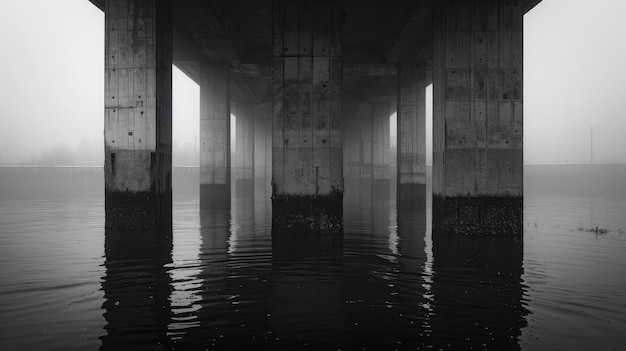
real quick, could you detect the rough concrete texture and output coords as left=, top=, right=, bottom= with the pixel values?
left=104, top=149, right=172, bottom=194
left=432, top=0, right=523, bottom=198
left=200, top=62, right=231, bottom=191
left=397, top=61, right=427, bottom=187
left=433, top=195, right=522, bottom=236
left=432, top=0, right=523, bottom=235
left=104, top=191, right=172, bottom=257
left=272, top=0, right=343, bottom=232
left=104, top=0, right=172, bottom=231
left=272, top=192, right=343, bottom=234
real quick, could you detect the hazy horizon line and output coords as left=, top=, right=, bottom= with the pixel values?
left=1, top=162, right=624, bottom=168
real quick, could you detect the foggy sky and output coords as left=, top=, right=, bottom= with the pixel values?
left=0, top=0, right=625, bottom=165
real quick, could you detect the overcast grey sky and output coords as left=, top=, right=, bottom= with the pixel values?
left=0, top=0, right=625, bottom=165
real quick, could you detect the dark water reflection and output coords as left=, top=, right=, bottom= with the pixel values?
left=101, top=225, right=173, bottom=350
left=96, top=194, right=531, bottom=349
left=271, top=225, right=344, bottom=347
left=430, top=236, right=528, bottom=349
left=190, top=204, right=273, bottom=348
left=2, top=166, right=626, bottom=349
left=339, top=200, right=431, bottom=348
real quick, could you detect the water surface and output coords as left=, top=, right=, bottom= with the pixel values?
left=0, top=165, right=625, bottom=349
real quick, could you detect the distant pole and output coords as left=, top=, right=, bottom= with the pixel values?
left=590, top=127, right=594, bottom=164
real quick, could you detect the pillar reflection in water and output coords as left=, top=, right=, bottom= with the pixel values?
left=192, top=207, right=231, bottom=347
left=271, top=228, right=344, bottom=347
left=340, top=193, right=432, bottom=348
left=429, top=236, right=528, bottom=349
left=172, top=197, right=272, bottom=349
left=230, top=193, right=256, bottom=254
left=100, top=220, right=173, bottom=350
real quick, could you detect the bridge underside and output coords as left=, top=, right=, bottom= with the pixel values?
left=94, top=0, right=540, bottom=235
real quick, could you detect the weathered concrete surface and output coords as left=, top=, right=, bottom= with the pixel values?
left=271, top=0, right=343, bottom=233
left=272, top=192, right=343, bottom=234
left=253, top=104, right=272, bottom=201
left=371, top=101, right=391, bottom=201
left=104, top=191, right=172, bottom=253
left=432, top=0, right=524, bottom=236
left=200, top=62, right=231, bottom=209
left=234, top=103, right=255, bottom=199
left=433, top=195, right=522, bottom=235
left=397, top=61, right=427, bottom=208
left=103, top=0, right=172, bottom=228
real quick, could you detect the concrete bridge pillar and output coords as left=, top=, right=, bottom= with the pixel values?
left=397, top=61, right=427, bottom=209
left=271, top=0, right=344, bottom=233
left=432, top=0, right=524, bottom=236
left=342, top=103, right=359, bottom=209
left=200, top=62, right=231, bottom=209
left=371, top=101, right=392, bottom=202
left=103, top=0, right=173, bottom=232
left=358, top=104, right=373, bottom=201
left=254, top=103, right=272, bottom=201
left=234, top=103, right=255, bottom=199
left=343, top=102, right=373, bottom=204
left=343, top=102, right=373, bottom=208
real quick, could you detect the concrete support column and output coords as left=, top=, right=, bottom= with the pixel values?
left=271, top=0, right=343, bottom=233
left=343, top=101, right=373, bottom=203
left=254, top=103, right=272, bottom=201
left=397, top=61, right=427, bottom=208
left=371, top=101, right=391, bottom=202
left=200, top=62, right=231, bottom=209
left=104, top=0, right=173, bottom=234
left=234, top=103, right=255, bottom=199
left=342, top=102, right=359, bottom=207
left=342, top=101, right=372, bottom=217
left=432, top=0, right=523, bottom=236
left=358, top=104, right=373, bottom=201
